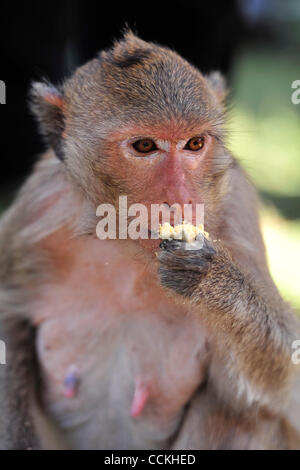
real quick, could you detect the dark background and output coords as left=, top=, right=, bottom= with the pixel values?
left=0, top=0, right=274, bottom=190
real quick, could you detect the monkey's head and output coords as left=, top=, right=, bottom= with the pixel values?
left=31, top=31, right=231, bottom=249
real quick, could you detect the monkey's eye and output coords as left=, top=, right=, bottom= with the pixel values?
left=185, top=136, right=205, bottom=151
left=132, top=139, right=157, bottom=154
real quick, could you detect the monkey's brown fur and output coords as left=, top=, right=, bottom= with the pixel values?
left=0, top=31, right=299, bottom=449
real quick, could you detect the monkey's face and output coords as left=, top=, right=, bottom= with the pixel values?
left=70, top=111, right=229, bottom=253
left=65, top=46, right=230, bottom=247
left=32, top=32, right=232, bottom=248
left=101, top=118, right=230, bottom=249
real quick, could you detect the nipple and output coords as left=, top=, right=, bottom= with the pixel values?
left=63, top=364, right=80, bottom=398
left=130, top=379, right=150, bottom=418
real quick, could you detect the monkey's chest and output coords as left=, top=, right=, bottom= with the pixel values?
left=33, top=245, right=209, bottom=449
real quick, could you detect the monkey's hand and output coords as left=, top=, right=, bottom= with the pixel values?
left=158, top=235, right=227, bottom=301
left=158, top=235, right=246, bottom=311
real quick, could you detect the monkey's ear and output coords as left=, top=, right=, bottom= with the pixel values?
left=30, top=82, right=65, bottom=160
left=206, top=71, right=227, bottom=103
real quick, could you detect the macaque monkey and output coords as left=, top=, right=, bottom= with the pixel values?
left=0, top=31, right=300, bottom=450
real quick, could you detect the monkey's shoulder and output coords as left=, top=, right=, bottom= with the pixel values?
left=0, top=154, right=76, bottom=290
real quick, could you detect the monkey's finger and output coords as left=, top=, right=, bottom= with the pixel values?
left=160, top=236, right=215, bottom=255
left=159, top=239, right=185, bottom=251
left=157, top=249, right=212, bottom=273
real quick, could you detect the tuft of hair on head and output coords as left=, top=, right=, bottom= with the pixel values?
left=99, top=29, right=155, bottom=69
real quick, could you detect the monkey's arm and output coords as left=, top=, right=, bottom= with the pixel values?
left=159, top=237, right=299, bottom=406
left=0, top=315, right=64, bottom=450
left=158, top=166, right=300, bottom=410
left=0, top=318, right=42, bottom=449
left=0, top=155, right=73, bottom=449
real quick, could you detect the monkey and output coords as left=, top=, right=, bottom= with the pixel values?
left=0, top=30, right=300, bottom=450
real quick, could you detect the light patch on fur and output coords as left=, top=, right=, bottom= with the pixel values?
left=16, top=157, right=78, bottom=243
left=155, top=138, right=170, bottom=152
left=175, top=139, right=188, bottom=151
left=224, top=350, right=274, bottom=409
left=235, top=372, right=267, bottom=407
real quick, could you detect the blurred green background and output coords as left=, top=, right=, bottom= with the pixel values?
left=228, top=47, right=300, bottom=313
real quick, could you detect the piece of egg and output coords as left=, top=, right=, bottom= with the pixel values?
left=159, top=222, right=209, bottom=243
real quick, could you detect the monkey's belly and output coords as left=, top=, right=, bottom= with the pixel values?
left=34, top=296, right=209, bottom=449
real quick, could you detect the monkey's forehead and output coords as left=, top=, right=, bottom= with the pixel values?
left=65, top=61, right=222, bottom=126
left=64, top=33, right=225, bottom=128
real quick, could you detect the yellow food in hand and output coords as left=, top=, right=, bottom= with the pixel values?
left=159, top=222, right=209, bottom=243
